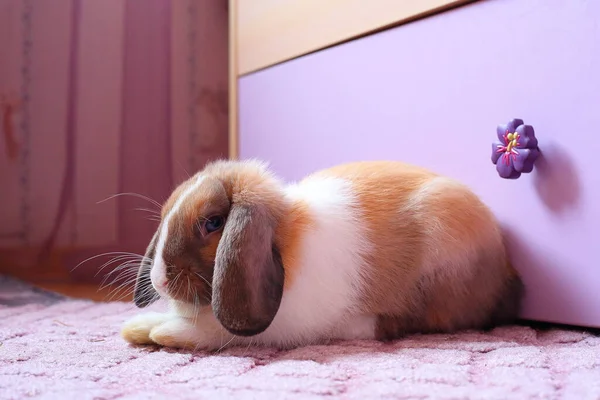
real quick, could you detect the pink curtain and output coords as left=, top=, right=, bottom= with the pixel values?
left=0, top=0, right=228, bottom=282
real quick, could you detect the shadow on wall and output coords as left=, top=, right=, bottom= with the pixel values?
left=533, top=143, right=581, bottom=216
left=502, top=225, right=587, bottom=327
left=502, top=143, right=584, bottom=326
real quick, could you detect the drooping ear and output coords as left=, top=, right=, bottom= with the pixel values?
left=212, top=202, right=285, bottom=336
left=133, top=230, right=160, bottom=308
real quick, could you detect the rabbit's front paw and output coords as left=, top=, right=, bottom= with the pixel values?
left=149, top=317, right=211, bottom=350
left=121, top=312, right=171, bottom=345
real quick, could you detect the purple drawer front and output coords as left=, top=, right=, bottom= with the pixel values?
left=239, top=0, right=600, bottom=328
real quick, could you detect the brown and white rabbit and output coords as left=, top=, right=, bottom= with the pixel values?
left=121, top=159, right=523, bottom=350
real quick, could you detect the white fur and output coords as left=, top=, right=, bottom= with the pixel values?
left=150, top=175, right=206, bottom=296
left=256, top=175, right=376, bottom=346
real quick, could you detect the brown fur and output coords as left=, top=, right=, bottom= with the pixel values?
left=316, top=161, right=522, bottom=339
left=160, top=177, right=229, bottom=305
left=200, top=161, right=290, bottom=335
left=133, top=160, right=311, bottom=314
left=200, top=161, right=312, bottom=290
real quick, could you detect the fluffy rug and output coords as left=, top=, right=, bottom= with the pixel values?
left=1, top=276, right=599, bottom=400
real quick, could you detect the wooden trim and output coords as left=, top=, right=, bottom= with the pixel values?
left=34, top=282, right=132, bottom=302
left=228, top=0, right=239, bottom=159
left=0, top=246, right=133, bottom=302
left=0, top=245, right=140, bottom=282
left=0, top=247, right=72, bottom=282
left=236, top=0, right=475, bottom=76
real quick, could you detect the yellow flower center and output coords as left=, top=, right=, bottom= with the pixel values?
left=506, top=132, right=519, bottom=152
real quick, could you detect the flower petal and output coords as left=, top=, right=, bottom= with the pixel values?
left=515, top=124, right=538, bottom=149
left=491, top=141, right=505, bottom=164
left=495, top=152, right=520, bottom=179
left=497, top=118, right=524, bottom=142
left=496, top=161, right=520, bottom=179
left=512, top=147, right=540, bottom=173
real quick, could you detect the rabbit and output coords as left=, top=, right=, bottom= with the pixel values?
left=121, top=159, right=523, bottom=351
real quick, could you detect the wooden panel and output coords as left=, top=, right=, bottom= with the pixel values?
left=229, top=0, right=239, bottom=158
left=34, top=282, right=131, bottom=302
left=238, top=0, right=600, bottom=328
left=236, top=0, right=474, bottom=75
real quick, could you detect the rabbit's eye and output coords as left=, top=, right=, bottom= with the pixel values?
left=204, top=215, right=224, bottom=233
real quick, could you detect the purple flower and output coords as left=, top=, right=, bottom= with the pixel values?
left=491, top=118, right=540, bottom=179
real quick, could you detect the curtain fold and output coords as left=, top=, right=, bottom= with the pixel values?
left=0, top=0, right=228, bottom=284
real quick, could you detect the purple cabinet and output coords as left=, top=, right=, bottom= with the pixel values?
left=238, top=0, right=600, bottom=328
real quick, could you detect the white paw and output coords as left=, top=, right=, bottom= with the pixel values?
left=121, top=312, right=172, bottom=345
left=148, top=318, right=199, bottom=349
left=122, top=310, right=240, bottom=351
left=149, top=317, right=235, bottom=351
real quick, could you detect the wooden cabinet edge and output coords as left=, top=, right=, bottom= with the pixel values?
left=235, top=0, right=477, bottom=76
left=229, top=0, right=239, bottom=159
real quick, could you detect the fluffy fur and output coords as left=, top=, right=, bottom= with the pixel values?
left=122, top=159, right=523, bottom=351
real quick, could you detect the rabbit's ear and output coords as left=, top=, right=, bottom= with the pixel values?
left=133, top=230, right=160, bottom=308
left=212, top=202, right=284, bottom=336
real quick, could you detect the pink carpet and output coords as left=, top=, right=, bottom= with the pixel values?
left=1, top=276, right=599, bottom=399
